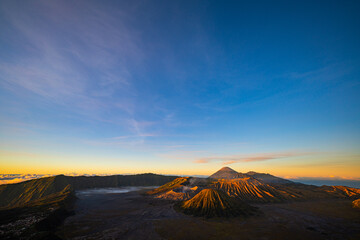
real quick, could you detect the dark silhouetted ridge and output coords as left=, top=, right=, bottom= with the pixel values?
left=245, top=171, right=293, bottom=184
left=0, top=173, right=178, bottom=209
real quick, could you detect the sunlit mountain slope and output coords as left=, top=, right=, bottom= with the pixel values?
left=179, top=189, right=257, bottom=217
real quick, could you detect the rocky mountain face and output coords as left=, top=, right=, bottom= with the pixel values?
left=209, top=167, right=247, bottom=179
left=146, top=177, right=190, bottom=195
left=178, top=189, right=257, bottom=217
left=353, top=199, right=360, bottom=208
left=211, top=178, right=297, bottom=203
left=323, top=185, right=360, bottom=197
left=151, top=167, right=302, bottom=203
left=209, top=167, right=292, bottom=184
left=148, top=167, right=360, bottom=218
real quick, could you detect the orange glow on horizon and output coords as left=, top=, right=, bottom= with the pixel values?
left=1, top=150, right=359, bottom=179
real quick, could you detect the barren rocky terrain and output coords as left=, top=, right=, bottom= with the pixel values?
left=56, top=188, right=360, bottom=240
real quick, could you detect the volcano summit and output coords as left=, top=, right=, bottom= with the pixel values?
left=209, top=166, right=247, bottom=179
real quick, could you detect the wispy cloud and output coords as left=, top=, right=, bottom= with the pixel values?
left=287, top=63, right=352, bottom=83
left=194, top=151, right=314, bottom=165
left=0, top=0, right=180, bottom=144
left=0, top=0, right=142, bottom=124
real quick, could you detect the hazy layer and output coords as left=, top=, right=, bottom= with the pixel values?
left=293, top=180, right=360, bottom=188
left=76, top=186, right=157, bottom=197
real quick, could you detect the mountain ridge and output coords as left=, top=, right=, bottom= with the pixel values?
left=0, top=173, right=178, bottom=209
left=149, top=167, right=360, bottom=204
left=208, top=166, right=292, bottom=184
left=178, top=189, right=257, bottom=217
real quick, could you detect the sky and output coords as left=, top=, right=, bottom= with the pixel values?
left=0, top=0, right=359, bottom=179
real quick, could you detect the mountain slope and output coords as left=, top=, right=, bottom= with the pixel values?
left=66, top=173, right=178, bottom=189
left=0, top=174, right=178, bottom=209
left=245, top=171, right=293, bottom=184
left=148, top=167, right=360, bottom=204
left=272, top=183, right=360, bottom=201
left=323, top=185, right=360, bottom=198
left=353, top=199, right=360, bottom=208
left=147, top=177, right=203, bottom=200
left=0, top=183, right=76, bottom=240
left=211, top=178, right=299, bottom=202
left=147, top=177, right=190, bottom=195
left=209, top=167, right=246, bottom=179
left=155, top=188, right=198, bottom=201
left=179, top=189, right=256, bottom=217
left=0, top=175, right=71, bottom=209
left=0, top=173, right=178, bottom=239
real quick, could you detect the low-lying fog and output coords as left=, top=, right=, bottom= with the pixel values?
left=76, top=186, right=157, bottom=197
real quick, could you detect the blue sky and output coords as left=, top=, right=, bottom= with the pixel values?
left=0, top=0, right=359, bottom=177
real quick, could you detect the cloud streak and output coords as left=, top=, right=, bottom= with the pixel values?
left=194, top=152, right=313, bottom=165
left=0, top=0, right=180, bottom=145
left=0, top=1, right=187, bottom=145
